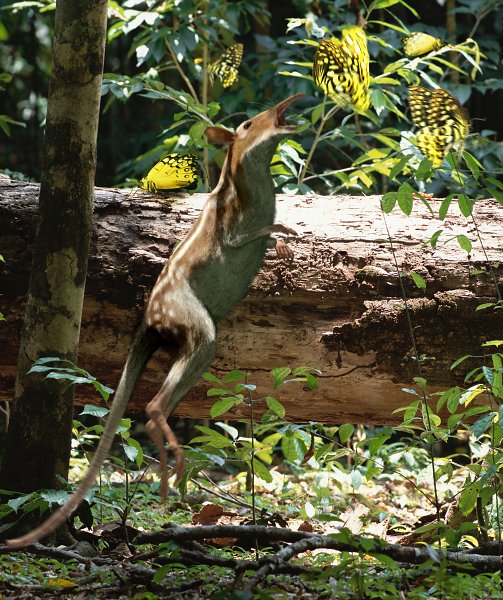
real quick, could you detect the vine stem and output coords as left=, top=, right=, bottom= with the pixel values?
left=299, top=101, right=338, bottom=185
left=451, top=157, right=501, bottom=301
left=380, top=209, right=441, bottom=528
left=202, top=37, right=210, bottom=192
left=247, top=384, right=259, bottom=561
left=164, top=37, right=200, bottom=104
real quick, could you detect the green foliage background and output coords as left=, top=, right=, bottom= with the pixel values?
left=1, top=0, right=502, bottom=198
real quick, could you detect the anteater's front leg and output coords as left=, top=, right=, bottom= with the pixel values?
left=226, top=224, right=298, bottom=257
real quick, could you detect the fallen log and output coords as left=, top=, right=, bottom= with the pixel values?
left=1, top=174, right=502, bottom=424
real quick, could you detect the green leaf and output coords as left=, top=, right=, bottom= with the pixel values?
left=271, top=367, right=291, bottom=389
left=470, top=413, right=495, bottom=439
left=429, top=229, right=442, bottom=248
left=459, top=481, right=480, bottom=516
left=438, top=194, right=455, bottom=220
left=39, top=490, right=71, bottom=507
left=410, top=271, right=426, bottom=290
left=126, top=438, right=144, bottom=468
left=265, top=396, right=286, bottom=418
left=339, top=424, right=354, bottom=444
left=281, top=433, right=306, bottom=462
left=485, top=187, right=503, bottom=206
left=380, top=192, right=396, bottom=216
left=350, top=469, right=363, bottom=489
left=370, top=0, right=402, bottom=9
left=458, top=193, right=474, bottom=217
left=8, top=493, right=37, bottom=512
left=252, top=458, right=273, bottom=483
left=476, top=303, right=495, bottom=311
left=210, top=396, right=240, bottom=418
left=215, top=422, right=238, bottom=439
left=80, top=404, right=109, bottom=418
left=389, top=155, right=411, bottom=180
left=202, top=372, right=221, bottom=384
left=92, top=380, right=114, bottom=401
left=397, top=182, right=414, bottom=215
left=124, top=443, right=139, bottom=464
left=413, top=376, right=427, bottom=389
left=463, top=151, right=482, bottom=180
left=482, top=366, right=494, bottom=385
left=456, top=234, right=472, bottom=254
left=223, top=370, right=247, bottom=382
left=206, top=388, right=229, bottom=397
left=451, top=355, right=471, bottom=370
left=311, top=103, right=325, bottom=125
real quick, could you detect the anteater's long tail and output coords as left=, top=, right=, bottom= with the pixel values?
left=6, top=321, right=160, bottom=548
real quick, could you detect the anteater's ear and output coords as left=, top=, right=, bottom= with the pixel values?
left=205, top=126, right=236, bottom=145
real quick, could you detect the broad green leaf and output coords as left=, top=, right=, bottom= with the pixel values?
left=397, top=182, right=414, bottom=215
left=202, top=372, right=221, bottom=384
left=410, top=271, right=426, bottom=290
left=124, top=443, right=139, bottom=464
left=210, top=396, right=239, bottom=418
left=271, top=367, right=292, bottom=389
left=460, top=386, right=485, bottom=406
left=389, top=155, right=411, bottom=180
left=350, top=469, right=363, bottom=489
left=252, top=458, right=273, bottom=483
left=206, top=388, right=229, bottom=397
left=459, top=481, right=480, bottom=516
left=470, top=413, right=495, bottom=439
left=380, top=191, right=396, bottom=213
left=281, top=433, right=306, bottom=462
left=80, top=404, right=109, bottom=418
left=438, top=194, right=455, bottom=220
left=339, top=424, right=354, bottom=444
left=265, top=396, right=286, bottom=418
left=458, top=193, right=474, bottom=217
left=485, top=187, right=503, bottom=206
left=216, top=422, right=239, bottom=439
left=463, top=151, right=482, bottom=180
left=126, top=438, right=144, bottom=468
left=8, top=494, right=34, bottom=512
left=456, top=234, right=472, bottom=254
left=224, top=370, right=246, bottom=382
left=451, top=355, right=471, bottom=370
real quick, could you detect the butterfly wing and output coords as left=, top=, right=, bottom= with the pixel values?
left=408, top=86, right=470, bottom=167
left=140, top=154, right=198, bottom=192
left=209, top=43, right=243, bottom=88
left=313, top=26, right=370, bottom=112
left=402, top=32, right=443, bottom=58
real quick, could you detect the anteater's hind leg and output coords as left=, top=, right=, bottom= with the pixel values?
left=145, top=286, right=216, bottom=500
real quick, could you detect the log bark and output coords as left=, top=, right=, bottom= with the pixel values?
left=1, top=174, right=502, bottom=424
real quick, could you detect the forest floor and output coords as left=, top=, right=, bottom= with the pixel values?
left=1, top=450, right=502, bottom=600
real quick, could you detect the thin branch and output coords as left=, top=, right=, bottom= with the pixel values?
left=164, top=36, right=200, bottom=104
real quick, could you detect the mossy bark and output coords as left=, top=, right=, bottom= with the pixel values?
left=0, top=0, right=107, bottom=512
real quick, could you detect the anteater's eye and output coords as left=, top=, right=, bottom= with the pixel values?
left=243, top=121, right=252, bottom=130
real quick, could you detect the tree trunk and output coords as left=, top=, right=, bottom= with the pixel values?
left=0, top=0, right=107, bottom=509
left=1, top=177, right=502, bottom=425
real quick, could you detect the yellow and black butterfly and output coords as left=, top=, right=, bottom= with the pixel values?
left=408, top=85, right=470, bottom=168
left=140, top=153, right=198, bottom=193
left=209, top=43, right=244, bottom=88
left=312, top=25, right=370, bottom=112
left=401, top=32, right=444, bottom=57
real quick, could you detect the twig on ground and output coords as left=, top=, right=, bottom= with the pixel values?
left=134, top=524, right=503, bottom=575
